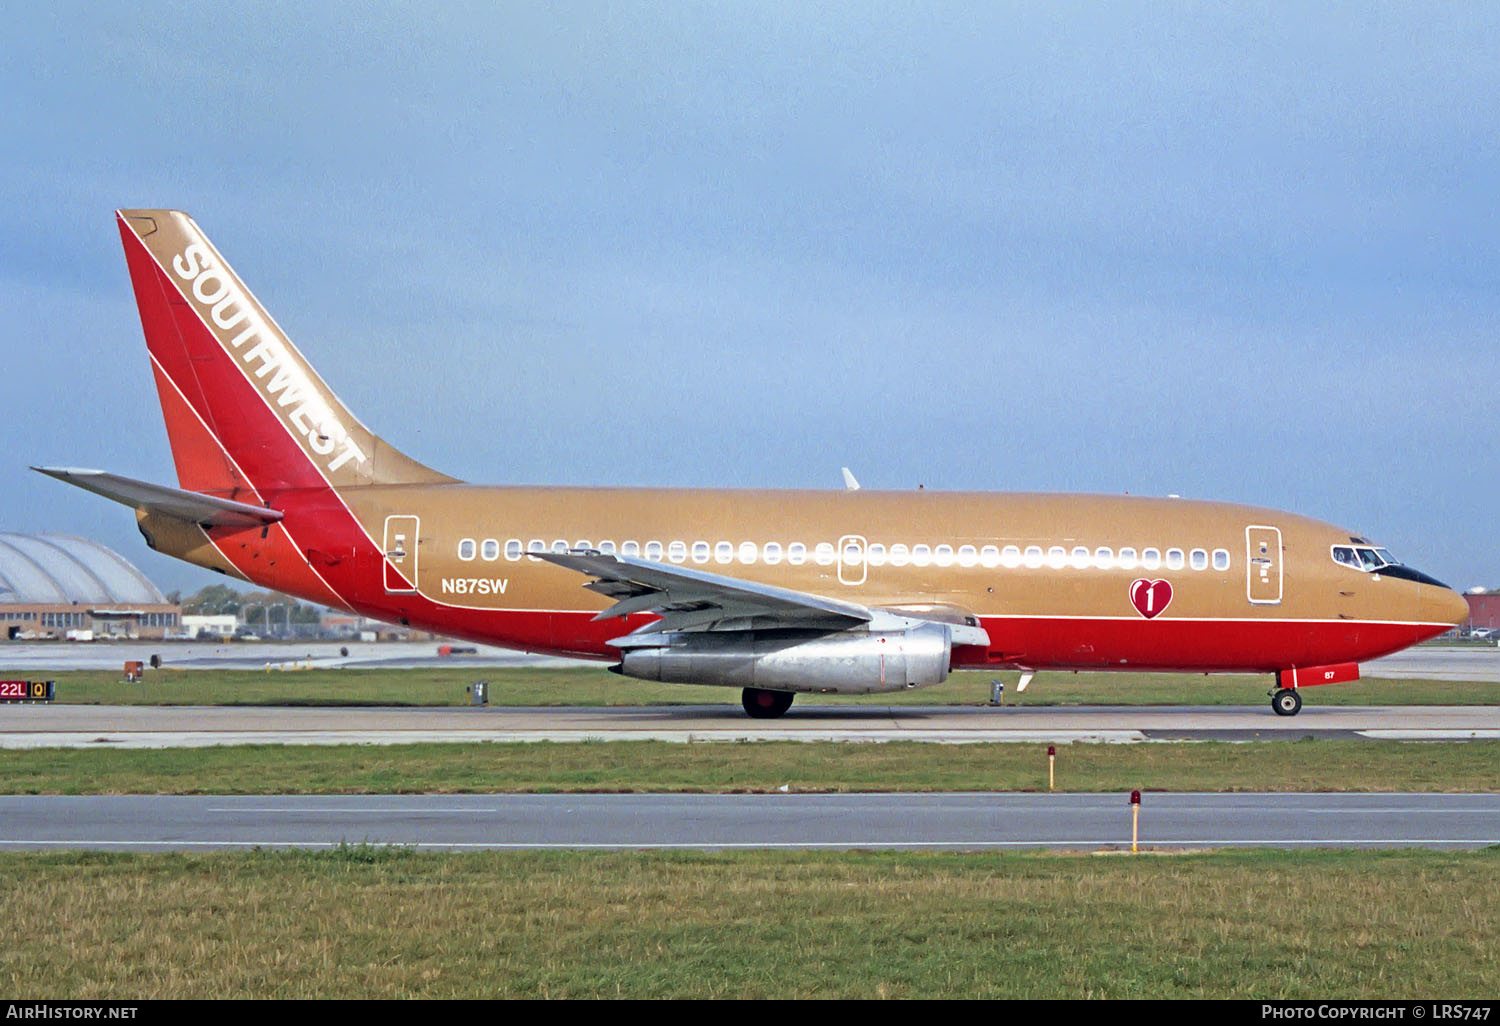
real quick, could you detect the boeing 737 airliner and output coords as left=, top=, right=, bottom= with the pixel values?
left=37, top=211, right=1469, bottom=717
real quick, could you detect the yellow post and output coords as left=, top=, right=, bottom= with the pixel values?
left=1048, top=745, right=1056, bottom=791
left=1130, top=790, right=1141, bottom=852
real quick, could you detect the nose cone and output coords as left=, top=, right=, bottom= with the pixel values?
left=1422, top=585, right=1471, bottom=629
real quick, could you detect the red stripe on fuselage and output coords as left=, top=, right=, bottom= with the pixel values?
left=286, top=600, right=1445, bottom=673
left=967, top=614, right=1435, bottom=672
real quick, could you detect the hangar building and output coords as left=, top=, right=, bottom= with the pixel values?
left=0, top=533, right=181, bottom=640
left=1465, top=592, right=1500, bottom=631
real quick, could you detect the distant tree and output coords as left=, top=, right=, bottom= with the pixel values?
left=181, top=584, right=244, bottom=615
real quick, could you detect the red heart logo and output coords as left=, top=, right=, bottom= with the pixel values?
left=1130, top=578, right=1172, bottom=619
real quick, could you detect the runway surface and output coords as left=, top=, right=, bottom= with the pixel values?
left=2, top=702, right=1498, bottom=747
left=1, top=792, right=1495, bottom=851
left=3, top=641, right=1498, bottom=678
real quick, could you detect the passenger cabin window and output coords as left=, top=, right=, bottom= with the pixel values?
left=888, top=544, right=910, bottom=567
left=739, top=542, right=757, bottom=565
left=1212, top=548, right=1230, bottom=571
left=527, top=539, right=546, bottom=561
left=1142, top=548, right=1161, bottom=570
left=621, top=541, right=640, bottom=557
left=958, top=544, right=978, bottom=568
left=552, top=540, right=569, bottom=554
left=981, top=545, right=1001, bottom=568
left=788, top=543, right=807, bottom=565
left=692, top=541, right=710, bottom=563
left=1000, top=545, right=1021, bottom=568
left=1095, top=547, right=1113, bottom=569
left=1047, top=546, right=1067, bottom=569
left=598, top=540, right=616, bottom=555
left=715, top=542, right=734, bottom=564
left=1071, top=546, right=1090, bottom=569
left=934, top=544, right=954, bottom=567
left=1190, top=549, right=1208, bottom=571
left=1024, top=545, right=1043, bottom=568
left=1118, top=547, right=1137, bottom=569
left=458, top=539, right=476, bottom=561
left=481, top=539, right=500, bottom=561
left=911, top=544, right=932, bottom=567
left=645, top=541, right=663, bottom=560
left=814, top=542, right=836, bottom=566
left=764, top=542, right=783, bottom=565
left=1166, top=548, right=1185, bottom=570
left=668, top=541, right=687, bottom=564
left=866, top=543, right=885, bottom=566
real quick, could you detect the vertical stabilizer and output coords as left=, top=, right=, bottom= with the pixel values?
left=116, top=210, right=456, bottom=495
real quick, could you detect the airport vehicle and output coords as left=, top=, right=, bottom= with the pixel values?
left=37, top=211, right=1469, bottom=717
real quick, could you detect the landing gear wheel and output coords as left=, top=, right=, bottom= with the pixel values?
left=742, top=687, right=795, bottom=719
left=1271, top=688, right=1302, bottom=717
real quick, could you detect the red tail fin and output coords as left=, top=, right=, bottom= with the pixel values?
left=117, top=210, right=455, bottom=497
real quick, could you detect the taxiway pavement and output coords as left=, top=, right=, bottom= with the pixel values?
left=1, top=702, right=1498, bottom=748
left=3, top=641, right=1497, bottom=678
left=1, top=792, right=1495, bottom=851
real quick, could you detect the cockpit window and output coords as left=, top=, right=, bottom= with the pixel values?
left=1332, top=544, right=1400, bottom=572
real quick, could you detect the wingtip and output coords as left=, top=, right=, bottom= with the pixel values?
left=32, top=465, right=103, bottom=478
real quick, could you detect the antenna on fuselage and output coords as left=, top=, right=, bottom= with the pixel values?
left=841, top=467, right=861, bottom=491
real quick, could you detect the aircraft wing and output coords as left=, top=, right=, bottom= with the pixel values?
left=536, top=549, right=990, bottom=645
left=31, top=467, right=283, bottom=528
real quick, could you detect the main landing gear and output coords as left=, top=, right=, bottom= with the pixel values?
left=742, top=687, right=795, bottom=719
left=1270, top=687, right=1302, bottom=717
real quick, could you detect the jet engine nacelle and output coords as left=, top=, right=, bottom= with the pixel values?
left=613, top=623, right=954, bottom=694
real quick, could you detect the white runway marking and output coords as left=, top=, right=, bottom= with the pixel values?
left=1358, top=729, right=1500, bottom=740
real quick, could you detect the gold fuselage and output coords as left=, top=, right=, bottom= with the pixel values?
left=290, top=483, right=1464, bottom=670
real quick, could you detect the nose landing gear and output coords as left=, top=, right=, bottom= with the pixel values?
left=1270, top=687, right=1302, bottom=716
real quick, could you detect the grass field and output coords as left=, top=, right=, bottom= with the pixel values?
left=3, top=738, right=1498, bottom=795
left=3, top=846, right=1495, bottom=998
left=11, top=665, right=1498, bottom=707
left=4, top=665, right=1494, bottom=999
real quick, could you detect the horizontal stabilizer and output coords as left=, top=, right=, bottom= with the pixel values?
left=32, top=467, right=283, bottom=528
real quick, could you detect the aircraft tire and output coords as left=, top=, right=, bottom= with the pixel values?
left=742, top=687, right=795, bottom=719
left=1271, top=688, right=1302, bottom=716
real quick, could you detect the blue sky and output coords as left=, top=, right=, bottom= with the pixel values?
left=2, top=2, right=1497, bottom=594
